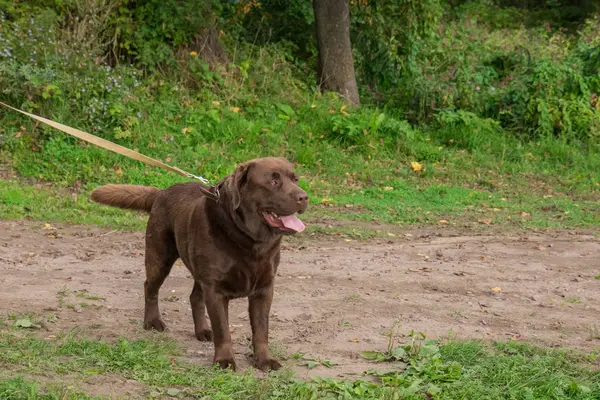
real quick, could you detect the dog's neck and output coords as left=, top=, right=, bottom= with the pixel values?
left=209, top=185, right=281, bottom=252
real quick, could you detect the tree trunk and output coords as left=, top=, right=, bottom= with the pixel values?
left=195, top=4, right=228, bottom=66
left=313, top=0, right=360, bottom=105
left=196, top=25, right=228, bottom=66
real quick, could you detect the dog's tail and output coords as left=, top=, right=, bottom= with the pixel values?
left=91, top=184, right=160, bottom=213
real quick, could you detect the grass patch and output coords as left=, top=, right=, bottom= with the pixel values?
left=2, top=173, right=600, bottom=236
left=0, top=329, right=598, bottom=399
left=0, top=377, right=101, bottom=400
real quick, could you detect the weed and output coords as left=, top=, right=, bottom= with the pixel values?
left=293, top=353, right=337, bottom=370
left=588, top=327, right=600, bottom=341
left=75, top=290, right=103, bottom=301
left=345, top=294, right=362, bottom=303
left=338, top=320, right=353, bottom=328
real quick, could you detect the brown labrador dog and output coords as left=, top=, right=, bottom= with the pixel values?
left=90, top=157, right=308, bottom=371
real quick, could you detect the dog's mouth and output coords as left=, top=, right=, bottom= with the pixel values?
left=262, top=211, right=305, bottom=233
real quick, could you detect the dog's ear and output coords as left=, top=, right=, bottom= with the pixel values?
left=226, top=162, right=251, bottom=210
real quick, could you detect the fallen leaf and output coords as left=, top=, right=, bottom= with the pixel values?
left=43, top=223, right=55, bottom=230
left=520, top=211, right=531, bottom=217
left=15, top=318, right=40, bottom=329
left=410, top=161, right=423, bottom=172
left=478, top=218, right=492, bottom=225
left=115, top=168, right=123, bottom=177
left=320, top=198, right=331, bottom=204
left=382, top=186, right=394, bottom=191
left=166, top=388, right=180, bottom=397
left=438, top=219, right=449, bottom=225
left=491, top=287, right=502, bottom=292
left=212, top=101, right=220, bottom=107
left=351, top=339, right=360, bottom=343
left=231, top=107, right=241, bottom=113
left=480, top=256, right=488, bottom=262
left=189, top=51, right=197, bottom=56
left=408, top=267, right=432, bottom=273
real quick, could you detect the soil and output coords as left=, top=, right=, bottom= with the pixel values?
left=1, top=220, right=599, bottom=396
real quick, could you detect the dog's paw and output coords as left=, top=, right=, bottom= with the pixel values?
left=195, top=328, right=213, bottom=342
left=143, top=318, right=166, bottom=332
left=214, top=357, right=237, bottom=371
left=254, top=357, right=282, bottom=371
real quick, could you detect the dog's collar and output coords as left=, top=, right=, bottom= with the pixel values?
left=199, top=183, right=220, bottom=202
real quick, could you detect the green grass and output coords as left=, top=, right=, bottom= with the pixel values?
left=0, top=377, right=102, bottom=400
left=2, top=166, right=599, bottom=236
left=0, top=329, right=598, bottom=400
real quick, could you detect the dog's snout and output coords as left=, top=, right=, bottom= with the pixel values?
left=296, top=191, right=308, bottom=204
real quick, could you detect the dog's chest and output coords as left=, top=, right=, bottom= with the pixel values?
left=218, top=258, right=277, bottom=299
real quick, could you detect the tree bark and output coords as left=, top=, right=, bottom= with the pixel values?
left=313, top=0, right=360, bottom=105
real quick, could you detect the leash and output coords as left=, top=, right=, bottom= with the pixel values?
left=0, top=101, right=220, bottom=202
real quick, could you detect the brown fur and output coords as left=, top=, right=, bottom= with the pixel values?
left=90, top=157, right=308, bottom=371
left=91, top=184, right=160, bottom=212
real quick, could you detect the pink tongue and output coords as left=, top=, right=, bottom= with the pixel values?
left=280, top=214, right=305, bottom=232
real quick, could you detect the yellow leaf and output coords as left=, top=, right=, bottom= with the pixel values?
left=189, top=51, right=198, bottom=56
left=311, top=104, right=316, bottom=108
left=212, top=101, right=221, bottom=107
left=410, top=161, right=423, bottom=172
left=43, top=223, right=54, bottom=230
left=231, top=107, right=241, bottom=113
left=382, top=186, right=394, bottom=191
left=491, top=287, right=502, bottom=292
left=340, top=104, right=347, bottom=112
left=321, top=198, right=331, bottom=204
left=438, top=219, right=449, bottom=225
left=351, top=339, right=360, bottom=343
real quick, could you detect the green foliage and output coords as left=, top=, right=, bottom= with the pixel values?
left=351, top=0, right=444, bottom=92
left=1, top=0, right=599, bottom=236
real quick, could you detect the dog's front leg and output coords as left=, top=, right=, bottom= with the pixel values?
left=204, top=288, right=236, bottom=370
left=249, top=285, right=282, bottom=371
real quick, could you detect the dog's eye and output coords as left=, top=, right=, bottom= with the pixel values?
left=291, top=176, right=299, bottom=183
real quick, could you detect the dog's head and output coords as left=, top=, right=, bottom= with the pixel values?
left=224, top=157, right=308, bottom=236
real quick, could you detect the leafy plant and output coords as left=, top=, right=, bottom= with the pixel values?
left=293, top=352, right=337, bottom=370
left=13, top=317, right=40, bottom=329
left=361, top=325, right=462, bottom=384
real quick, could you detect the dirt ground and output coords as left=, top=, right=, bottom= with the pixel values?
left=1, top=220, right=599, bottom=387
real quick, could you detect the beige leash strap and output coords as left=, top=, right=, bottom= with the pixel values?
left=0, top=101, right=220, bottom=201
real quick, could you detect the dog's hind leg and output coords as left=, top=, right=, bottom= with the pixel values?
left=190, top=281, right=213, bottom=341
left=143, top=219, right=178, bottom=332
